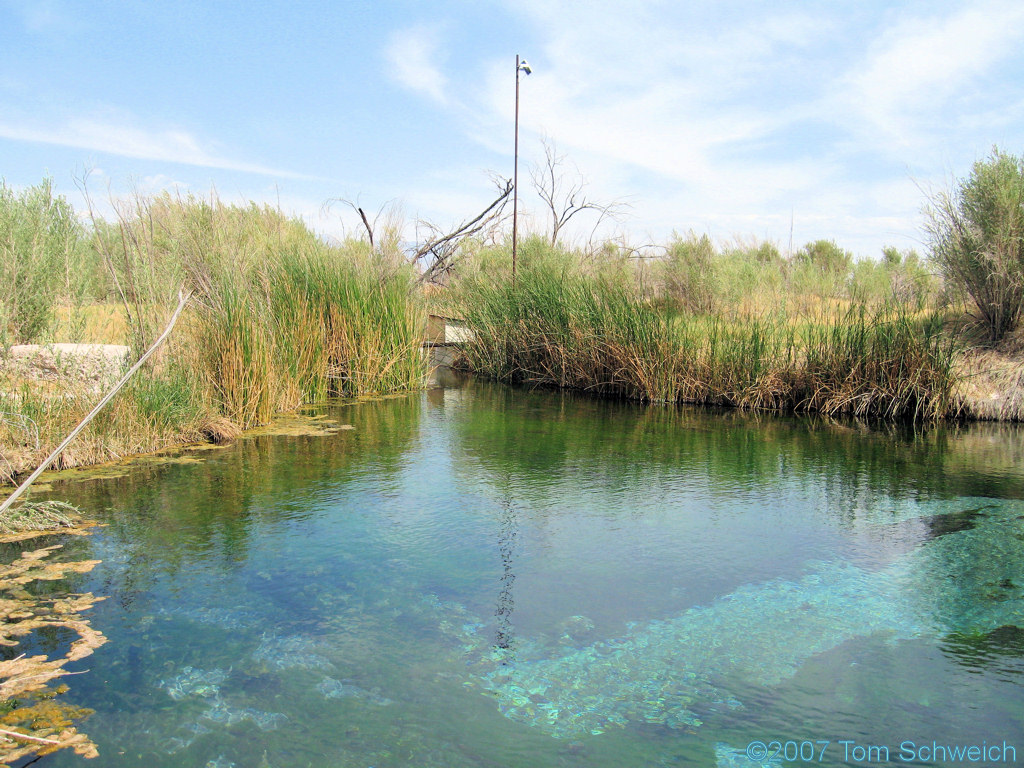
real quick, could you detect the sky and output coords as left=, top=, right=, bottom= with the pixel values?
left=2, top=0, right=1024, bottom=258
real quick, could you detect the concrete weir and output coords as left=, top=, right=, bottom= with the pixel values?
left=424, top=314, right=473, bottom=369
left=5, top=343, right=130, bottom=388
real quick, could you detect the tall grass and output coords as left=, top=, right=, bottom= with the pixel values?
left=101, top=192, right=425, bottom=429
left=454, top=245, right=959, bottom=421
left=2, top=189, right=426, bottom=482
left=0, top=179, right=87, bottom=345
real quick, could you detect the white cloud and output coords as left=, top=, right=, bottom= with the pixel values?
left=838, top=1, right=1024, bottom=148
left=437, top=0, right=1024, bottom=255
left=0, top=116, right=312, bottom=179
left=384, top=25, right=449, bottom=104
left=459, top=2, right=840, bottom=245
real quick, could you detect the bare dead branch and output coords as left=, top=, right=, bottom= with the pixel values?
left=530, top=138, right=629, bottom=247
left=415, top=177, right=514, bottom=285
left=357, top=207, right=374, bottom=251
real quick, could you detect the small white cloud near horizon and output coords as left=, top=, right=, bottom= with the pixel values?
left=385, top=25, right=449, bottom=104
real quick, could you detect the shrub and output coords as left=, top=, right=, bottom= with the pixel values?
left=926, top=147, right=1024, bottom=342
left=789, top=240, right=853, bottom=299
left=0, top=179, right=85, bottom=344
left=659, top=232, right=718, bottom=313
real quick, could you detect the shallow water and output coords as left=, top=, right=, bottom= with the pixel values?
left=20, top=377, right=1024, bottom=767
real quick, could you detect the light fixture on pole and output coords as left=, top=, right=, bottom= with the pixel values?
left=512, top=55, right=531, bottom=286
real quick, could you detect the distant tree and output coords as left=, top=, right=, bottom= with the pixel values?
left=0, top=178, right=84, bottom=344
left=530, top=138, right=627, bottom=247
left=793, top=239, right=853, bottom=276
left=882, top=246, right=903, bottom=267
left=660, top=232, right=718, bottom=314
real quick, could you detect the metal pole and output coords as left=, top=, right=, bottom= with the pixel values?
left=512, top=54, right=521, bottom=288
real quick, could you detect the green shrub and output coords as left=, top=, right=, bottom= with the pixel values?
left=0, top=179, right=85, bottom=344
left=926, top=147, right=1024, bottom=342
left=794, top=240, right=853, bottom=274
left=659, top=232, right=718, bottom=313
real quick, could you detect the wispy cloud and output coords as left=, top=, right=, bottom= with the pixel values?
left=838, top=0, right=1024, bottom=148
left=384, top=24, right=449, bottom=104
left=472, top=2, right=830, bottom=223
left=0, top=116, right=312, bottom=179
left=3, top=0, right=75, bottom=33
left=441, top=0, right=1024, bottom=253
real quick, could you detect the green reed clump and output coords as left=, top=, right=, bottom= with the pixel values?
left=103, top=192, right=425, bottom=429
left=0, top=187, right=426, bottom=482
left=458, top=245, right=678, bottom=402
left=454, top=244, right=959, bottom=421
left=788, top=305, right=959, bottom=419
left=271, top=245, right=425, bottom=402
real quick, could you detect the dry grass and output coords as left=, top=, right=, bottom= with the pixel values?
left=0, top=367, right=214, bottom=484
left=953, top=345, right=1024, bottom=421
left=49, top=303, right=128, bottom=345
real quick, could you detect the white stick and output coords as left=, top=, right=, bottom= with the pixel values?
left=0, top=291, right=191, bottom=517
left=0, top=727, right=60, bottom=745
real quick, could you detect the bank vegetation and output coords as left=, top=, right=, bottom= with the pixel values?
left=3, top=147, right=1024, bottom=486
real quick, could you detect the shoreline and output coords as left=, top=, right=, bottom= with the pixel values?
left=4, top=343, right=1024, bottom=491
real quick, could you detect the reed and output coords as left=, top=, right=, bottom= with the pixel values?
left=454, top=246, right=960, bottom=421
left=2, top=190, right=426, bottom=482
left=104, top=192, right=426, bottom=429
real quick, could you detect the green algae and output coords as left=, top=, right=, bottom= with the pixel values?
left=0, top=538, right=107, bottom=762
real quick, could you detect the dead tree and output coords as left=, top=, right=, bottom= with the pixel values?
left=413, top=176, right=513, bottom=285
left=531, top=138, right=627, bottom=247
left=325, top=177, right=513, bottom=285
left=322, top=198, right=406, bottom=260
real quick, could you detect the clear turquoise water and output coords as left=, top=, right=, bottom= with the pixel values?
left=19, top=377, right=1024, bottom=767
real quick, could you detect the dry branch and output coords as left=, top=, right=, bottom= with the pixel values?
left=415, top=178, right=514, bottom=285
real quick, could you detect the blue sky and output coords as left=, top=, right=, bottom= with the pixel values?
left=3, top=0, right=1024, bottom=257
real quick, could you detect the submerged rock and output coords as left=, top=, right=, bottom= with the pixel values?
left=317, top=676, right=393, bottom=706
left=160, top=666, right=230, bottom=701
left=555, top=614, right=597, bottom=645
left=200, top=696, right=287, bottom=730
left=432, top=505, right=1024, bottom=739
left=250, top=632, right=334, bottom=671
left=152, top=602, right=262, bottom=632
left=433, top=560, right=926, bottom=738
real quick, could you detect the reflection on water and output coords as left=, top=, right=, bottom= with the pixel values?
left=493, top=497, right=519, bottom=656
left=25, top=380, right=1024, bottom=767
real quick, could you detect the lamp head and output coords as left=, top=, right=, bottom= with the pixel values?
left=519, top=60, right=532, bottom=75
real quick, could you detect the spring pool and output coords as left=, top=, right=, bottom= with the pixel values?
left=22, top=377, right=1024, bottom=767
